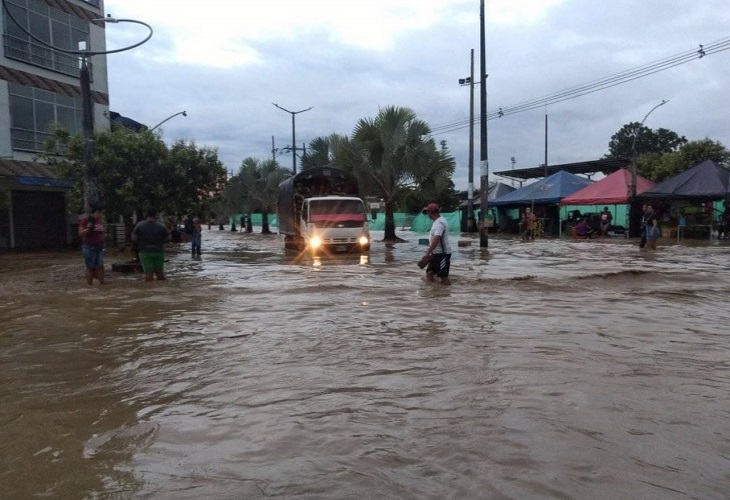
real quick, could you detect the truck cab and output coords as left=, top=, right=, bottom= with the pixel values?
left=278, top=167, right=371, bottom=254
left=294, top=196, right=370, bottom=253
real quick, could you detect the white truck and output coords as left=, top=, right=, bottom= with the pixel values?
left=277, top=167, right=370, bottom=253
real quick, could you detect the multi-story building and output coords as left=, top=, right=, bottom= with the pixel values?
left=0, top=0, right=108, bottom=249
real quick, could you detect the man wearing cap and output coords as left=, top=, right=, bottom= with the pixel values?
left=422, top=203, right=452, bottom=285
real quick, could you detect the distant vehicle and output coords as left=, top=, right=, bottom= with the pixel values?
left=277, top=166, right=370, bottom=253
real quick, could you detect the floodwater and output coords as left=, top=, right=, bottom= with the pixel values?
left=1, top=229, right=729, bottom=499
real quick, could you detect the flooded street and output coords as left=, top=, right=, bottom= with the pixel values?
left=1, top=229, right=729, bottom=499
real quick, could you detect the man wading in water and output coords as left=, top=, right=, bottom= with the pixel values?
left=132, top=208, right=171, bottom=281
left=79, top=204, right=106, bottom=285
left=421, top=203, right=452, bottom=286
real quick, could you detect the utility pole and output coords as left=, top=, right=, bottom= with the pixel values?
left=271, top=135, right=276, bottom=162
left=479, top=0, right=488, bottom=248
left=272, top=103, right=313, bottom=175
left=79, top=50, right=97, bottom=213
left=545, top=113, right=548, bottom=177
left=459, top=50, right=477, bottom=233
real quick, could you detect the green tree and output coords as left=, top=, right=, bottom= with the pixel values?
left=638, top=138, right=730, bottom=182
left=43, top=127, right=226, bottom=221
left=605, top=123, right=687, bottom=158
left=301, top=133, right=353, bottom=171
left=166, top=140, right=227, bottom=217
left=224, top=157, right=290, bottom=233
left=256, top=159, right=290, bottom=234
left=348, top=106, right=456, bottom=241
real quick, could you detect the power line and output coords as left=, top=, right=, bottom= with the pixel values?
left=431, top=36, right=730, bottom=136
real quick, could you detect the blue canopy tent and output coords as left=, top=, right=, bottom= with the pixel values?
left=458, top=182, right=516, bottom=231
left=490, top=170, right=593, bottom=206
left=490, top=170, right=593, bottom=236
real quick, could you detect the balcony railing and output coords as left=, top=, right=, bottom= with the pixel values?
left=3, top=33, right=92, bottom=79
left=10, top=127, right=54, bottom=153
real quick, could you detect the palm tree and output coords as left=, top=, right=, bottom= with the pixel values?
left=226, top=157, right=291, bottom=234
left=349, top=106, right=455, bottom=241
left=255, top=159, right=290, bottom=234
left=301, top=133, right=351, bottom=171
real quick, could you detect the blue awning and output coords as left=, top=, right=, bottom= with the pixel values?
left=15, top=176, right=74, bottom=188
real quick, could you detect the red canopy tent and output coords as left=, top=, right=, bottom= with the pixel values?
left=560, top=168, right=654, bottom=205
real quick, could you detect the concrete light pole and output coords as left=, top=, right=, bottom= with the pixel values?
left=479, top=0, right=489, bottom=248
left=77, top=19, right=153, bottom=213
left=2, top=6, right=153, bottom=213
left=272, top=103, right=313, bottom=175
left=150, top=111, right=187, bottom=132
left=459, top=49, right=477, bottom=233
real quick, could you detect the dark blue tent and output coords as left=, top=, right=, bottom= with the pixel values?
left=490, top=170, right=593, bottom=206
left=641, top=160, right=730, bottom=200
left=459, top=182, right=516, bottom=208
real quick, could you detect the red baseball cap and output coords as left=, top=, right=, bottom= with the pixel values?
left=424, top=203, right=440, bottom=213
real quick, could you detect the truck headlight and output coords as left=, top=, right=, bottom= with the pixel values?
left=310, top=235, right=322, bottom=249
left=359, top=235, right=369, bottom=245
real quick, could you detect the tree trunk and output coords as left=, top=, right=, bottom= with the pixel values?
left=382, top=200, right=405, bottom=242
left=261, top=210, right=272, bottom=234
left=246, top=211, right=253, bottom=233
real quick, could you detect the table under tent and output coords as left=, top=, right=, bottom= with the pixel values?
left=559, top=168, right=655, bottom=237
left=639, top=159, right=730, bottom=240
left=489, top=170, right=593, bottom=237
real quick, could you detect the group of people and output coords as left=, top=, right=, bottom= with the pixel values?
left=573, top=206, right=614, bottom=239
left=415, top=201, right=668, bottom=286
left=80, top=207, right=205, bottom=284
left=79, top=199, right=709, bottom=288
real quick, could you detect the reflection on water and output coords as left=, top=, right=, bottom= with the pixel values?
left=1, top=231, right=729, bottom=499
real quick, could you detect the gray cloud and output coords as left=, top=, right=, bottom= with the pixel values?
left=104, top=0, right=730, bottom=188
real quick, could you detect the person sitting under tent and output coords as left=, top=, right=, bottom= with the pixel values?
left=574, top=216, right=594, bottom=239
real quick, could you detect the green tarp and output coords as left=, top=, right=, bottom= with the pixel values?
left=241, top=212, right=461, bottom=234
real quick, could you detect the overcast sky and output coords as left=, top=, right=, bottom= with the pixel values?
left=101, top=0, right=730, bottom=189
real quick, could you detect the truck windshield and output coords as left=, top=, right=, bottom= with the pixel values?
left=309, top=199, right=366, bottom=223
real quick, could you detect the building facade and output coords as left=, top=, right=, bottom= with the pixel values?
left=0, top=0, right=108, bottom=249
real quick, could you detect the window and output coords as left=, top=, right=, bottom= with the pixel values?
left=8, top=82, right=82, bottom=152
left=3, top=0, right=90, bottom=77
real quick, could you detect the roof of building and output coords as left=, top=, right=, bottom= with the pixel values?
left=108, top=111, right=148, bottom=132
left=0, top=160, right=73, bottom=187
left=493, top=157, right=631, bottom=181
left=0, top=159, right=57, bottom=178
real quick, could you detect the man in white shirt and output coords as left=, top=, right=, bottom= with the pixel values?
left=422, top=203, right=452, bottom=285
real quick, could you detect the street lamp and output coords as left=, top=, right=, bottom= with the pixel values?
left=78, top=18, right=153, bottom=212
left=2, top=6, right=154, bottom=212
left=272, top=103, right=313, bottom=175
left=629, top=99, right=668, bottom=236
left=459, top=49, right=477, bottom=233
left=150, top=111, right=188, bottom=132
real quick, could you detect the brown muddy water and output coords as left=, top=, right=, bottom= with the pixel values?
left=1, top=229, right=729, bottom=499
